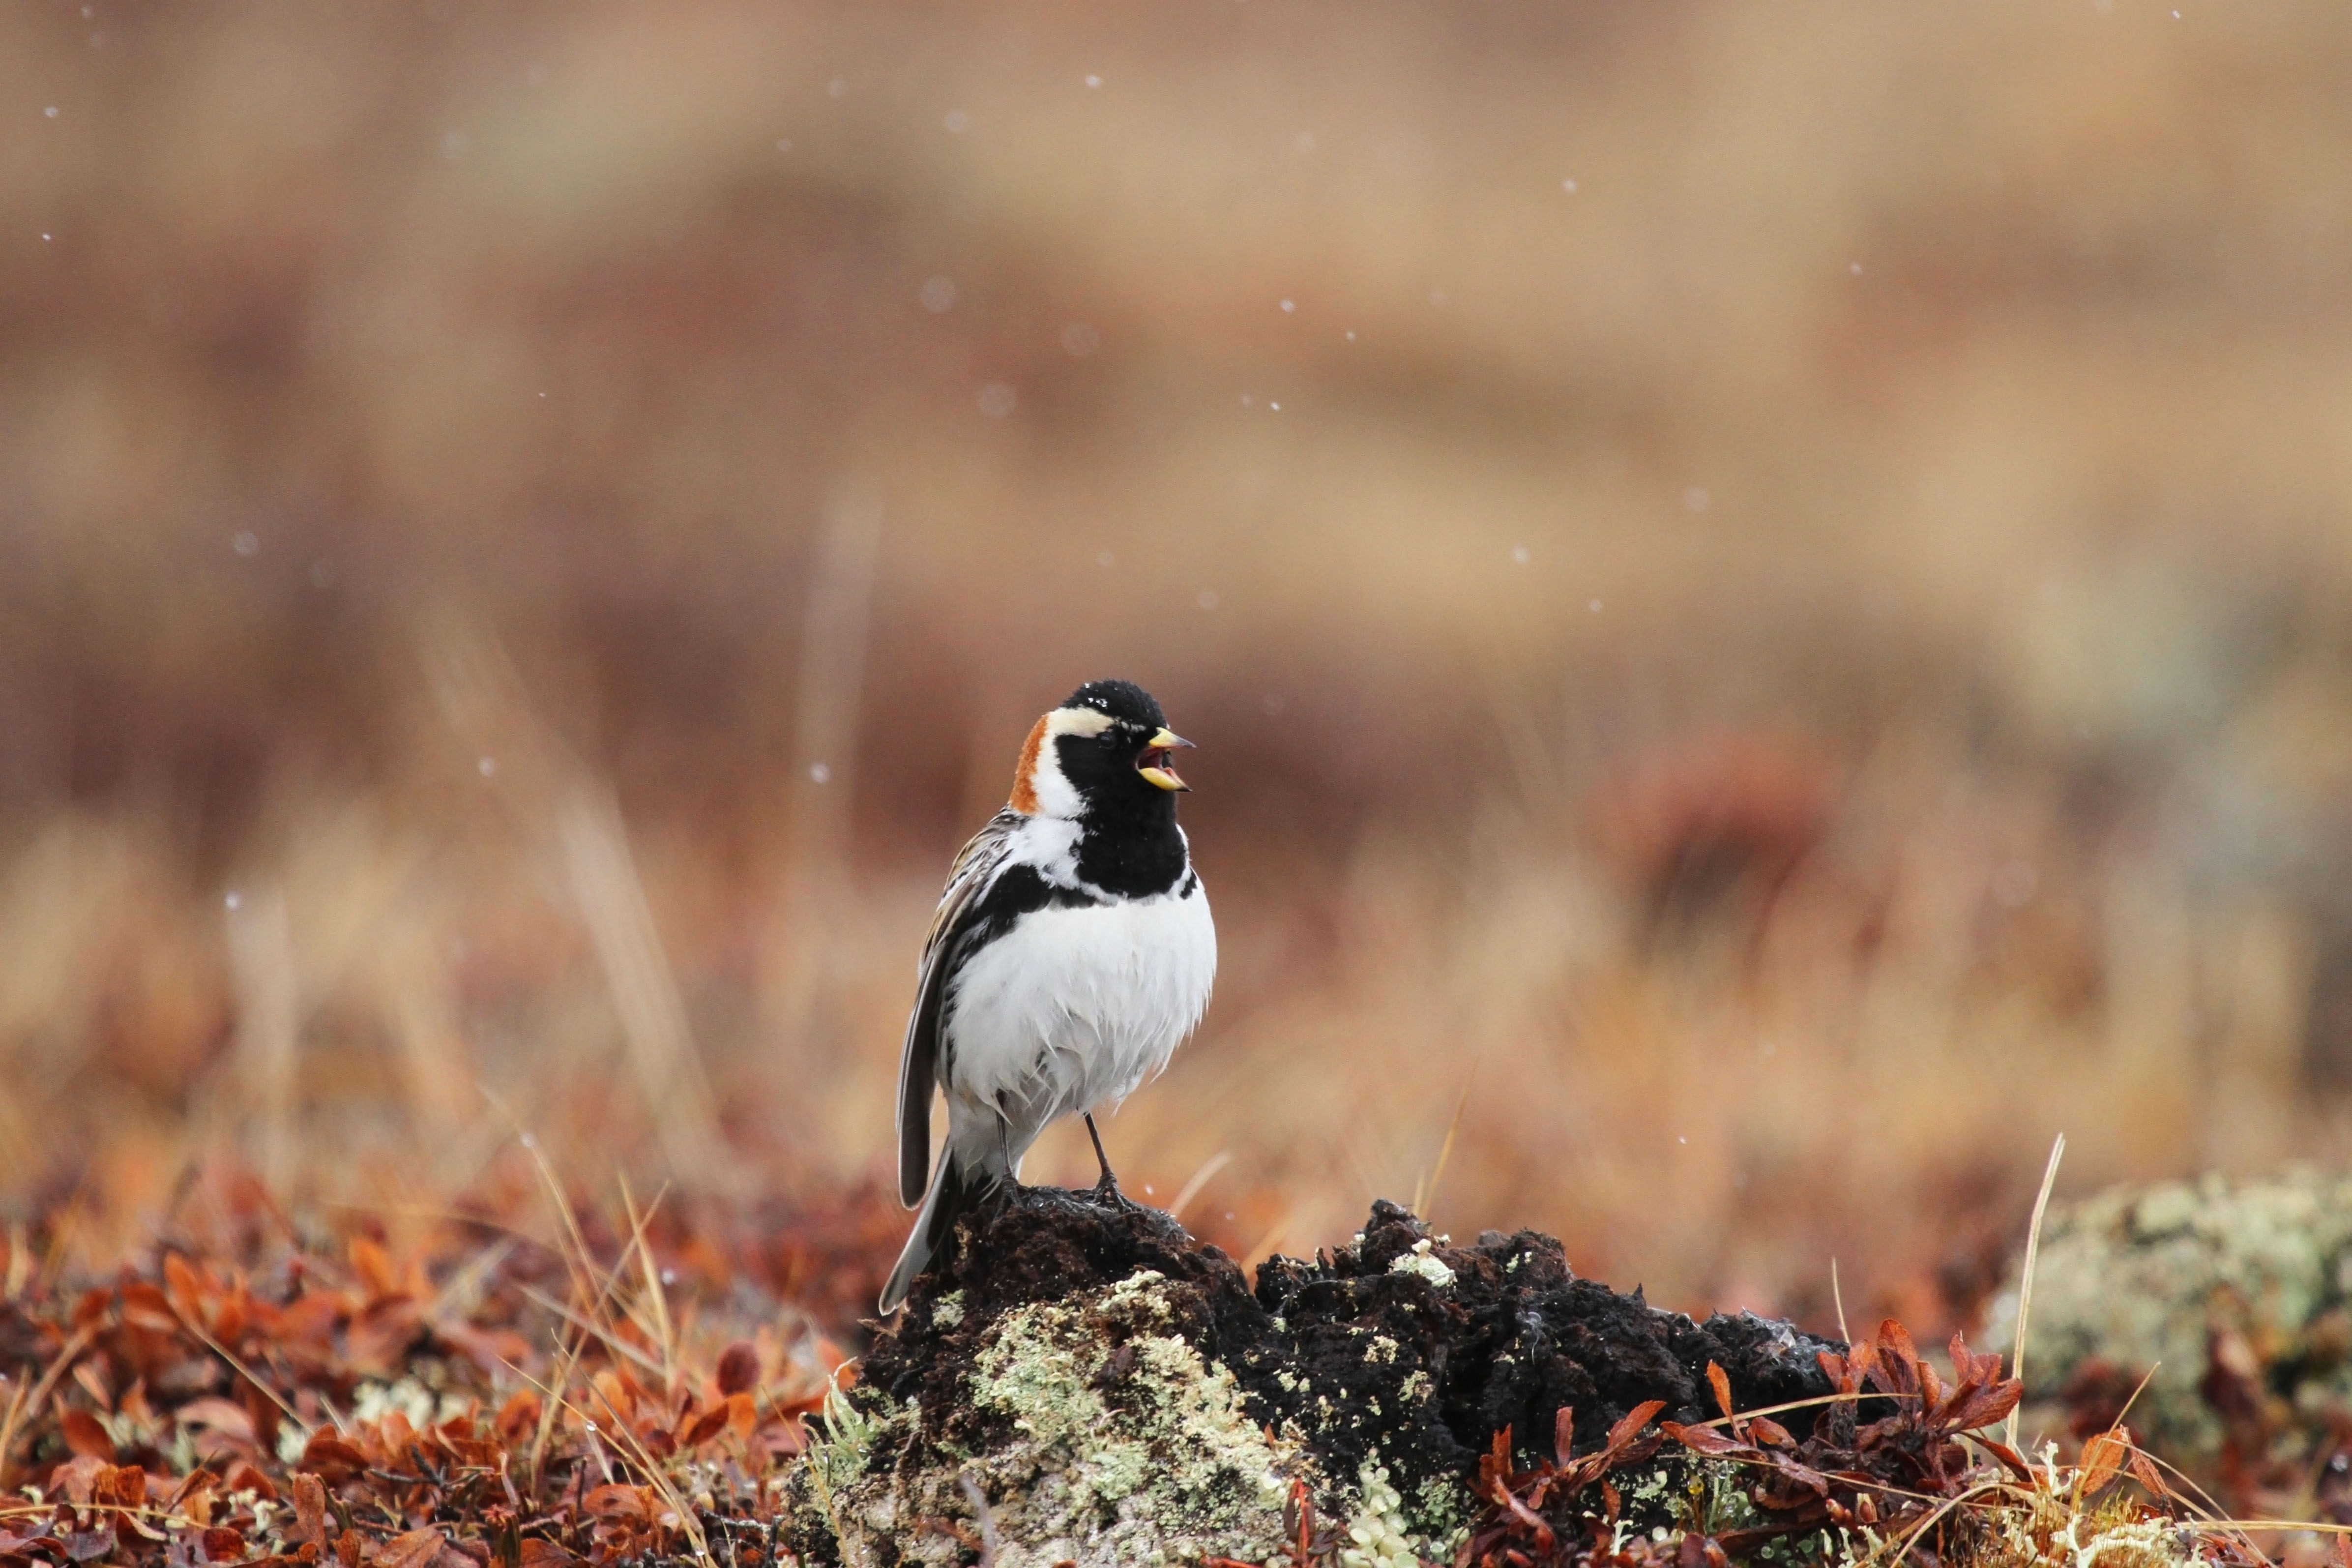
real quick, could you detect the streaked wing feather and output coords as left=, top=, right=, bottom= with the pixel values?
left=896, top=809, right=1022, bottom=1207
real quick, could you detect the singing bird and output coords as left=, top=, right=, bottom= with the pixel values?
left=880, top=680, right=1216, bottom=1312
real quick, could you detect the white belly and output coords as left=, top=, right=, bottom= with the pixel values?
left=942, top=884, right=1216, bottom=1140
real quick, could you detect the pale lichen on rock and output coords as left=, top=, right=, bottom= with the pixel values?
left=793, top=1190, right=1840, bottom=1565
left=795, top=1261, right=1317, bottom=1565
left=1983, top=1167, right=2352, bottom=1464
left=1388, top=1239, right=1457, bottom=1290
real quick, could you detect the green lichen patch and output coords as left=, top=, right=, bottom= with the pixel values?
left=1982, top=1167, right=2352, bottom=1469
left=815, top=1267, right=1313, bottom=1566
left=842, top=1192, right=1839, bottom=1564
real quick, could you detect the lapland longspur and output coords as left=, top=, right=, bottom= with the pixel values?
left=880, top=679, right=1216, bottom=1313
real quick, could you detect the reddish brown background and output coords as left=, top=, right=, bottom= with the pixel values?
left=7, top=0, right=2352, bottom=1336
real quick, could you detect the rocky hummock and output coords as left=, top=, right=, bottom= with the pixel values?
left=787, top=1190, right=1841, bottom=1567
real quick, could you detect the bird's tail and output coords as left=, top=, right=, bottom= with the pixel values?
left=880, top=1145, right=993, bottom=1314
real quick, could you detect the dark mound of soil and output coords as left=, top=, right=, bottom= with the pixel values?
left=862, top=1190, right=1841, bottom=1506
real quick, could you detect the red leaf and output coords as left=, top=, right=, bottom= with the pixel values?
left=2078, top=1429, right=2128, bottom=1498
left=1554, top=1405, right=1575, bottom=1470
left=1748, top=1416, right=1795, bottom=1448
left=2126, top=1450, right=2171, bottom=1500
left=1976, top=1437, right=2036, bottom=1483
left=377, top=1529, right=444, bottom=1568
left=581, top=1486, right=648, bottom=1523
left=221, top=1460, right=277, bottom=1501
left=1604, top=1399, right=1667, bottom=1455
left=164, top=1255, right=206, bottom=1320
left=715, top=1342, right=760, bottom=1397
left=1706, top=1362, right=1735, bottom=1422
left=1663, top=1421, right=1749, bottom=1457
left=1499, top=1490, right=1554, bottom=1553
left=52, top=1454, right=107, bottom=1504
left=179, top=1397, right=258, bottom=1445
left=1940, top=1379, right=2022, bottom=1433
left=298, top=1435, right=368, bottom=1484
left=59, top=1410, right=113, bottom=1460
left=680, top=1406, right=731, bottom=1449
left=290, top=1474, right=328, bottom=1544
left=92, top=1466, right=145, bottom=1511
left=1949, top=1331, right=1998, bottom=1388
left=348, top=1238, right=398, bottom=1302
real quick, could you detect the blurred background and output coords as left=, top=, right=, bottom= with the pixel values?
left=5, top=0, right=2352, bottom=1338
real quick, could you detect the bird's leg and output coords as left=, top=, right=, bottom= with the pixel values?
left=996, top=1114, right=1024, bottom=1197
left=1084, top=1113, right=1141, bottom=1210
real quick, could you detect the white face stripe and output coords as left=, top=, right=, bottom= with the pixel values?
left=1023, top=705, right=1113, bottom=821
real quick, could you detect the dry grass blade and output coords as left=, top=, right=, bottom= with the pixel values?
left=557, top=784, right=727, bottom=1191
left=581, top=1383, right=711, bottom=1563
left=514, top=1284, right=670, bottom=1379
left=224, top=889, right=300, bottom=1198
left=1413, top=1067, right=1478, bottom=1220
left=1676, top=1389, right=1871, bottom=1432
left=0, top=1356, right=33, bottom=1474
left=1881, top=1478, right=2007, bottom=1565
left=1167, top=1150, right=1233, bottom=1223
left=0, top=1321, right=95, bottom=1467
left=2005, top=1131, right=2065, bottom=1451
left=617, top=1175, right=677, bottom=1390
left=165, top=1289, right=313, bottom=1442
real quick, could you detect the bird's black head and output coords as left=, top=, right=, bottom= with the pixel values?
left=1009, top=678, right=1194, bottom=821
left=1063, top=679, right=1166, bottom=730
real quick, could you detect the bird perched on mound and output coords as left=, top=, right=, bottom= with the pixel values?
left=881, top=679, right=1217, bottom=1313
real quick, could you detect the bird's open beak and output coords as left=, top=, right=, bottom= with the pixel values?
left=1138, top=727, right=1194, bottom=791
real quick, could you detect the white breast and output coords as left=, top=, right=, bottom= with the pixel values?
left=942, top=881, right=1216, bottom=1139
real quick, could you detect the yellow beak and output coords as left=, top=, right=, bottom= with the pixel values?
left=1139, top=727, right=1194, bottom=791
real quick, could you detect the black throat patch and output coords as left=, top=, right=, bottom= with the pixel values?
left=1070, top=781, right=1188, bottom=897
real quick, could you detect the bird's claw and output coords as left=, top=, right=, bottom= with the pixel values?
left=1089, top=1172, right=1145, bottom=1212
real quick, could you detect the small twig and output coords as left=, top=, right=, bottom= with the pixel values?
left=2006, top=1131, right=2066, bottom=1450
left=1831, top=1256, right=1851, bottom=1348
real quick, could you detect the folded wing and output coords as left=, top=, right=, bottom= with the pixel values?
left=896, top=808, right=1023, bottom=1207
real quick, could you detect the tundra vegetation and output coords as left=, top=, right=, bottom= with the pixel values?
left=0, top=1171, right=2332, bottom=1568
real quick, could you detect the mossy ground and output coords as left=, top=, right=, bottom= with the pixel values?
left=797, top=1191, right=1842, bottom=1565
left=1983, top=1168, right=2352, bottom=1502
left=788, top=1190, right=2279, bottom=1568
left=799, top=1268, right=1306, bottom=1566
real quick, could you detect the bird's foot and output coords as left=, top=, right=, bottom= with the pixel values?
left=1088, top=1171, right=1146, bottom=1213
left=1082, top=1113, right=1146, bottom=1212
